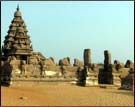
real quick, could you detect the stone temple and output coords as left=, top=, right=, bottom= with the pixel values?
left=1, top=6, right=134, bottom=90
left=2, top=5, right=33, bottom=62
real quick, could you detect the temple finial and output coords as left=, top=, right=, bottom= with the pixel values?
left=17, top=4, right=19, bottom=11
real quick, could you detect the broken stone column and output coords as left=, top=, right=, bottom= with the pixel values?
left=112, top=73, right=121, bottom=86
left=104, top=50, right=111, bottom=70
left=83, top=49, right=91, bottom=66
left=76, top=66, right=87, bottom=86
left=102, top=50, right=113, bottom=84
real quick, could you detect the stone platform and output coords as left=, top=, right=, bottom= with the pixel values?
left=4, top=77, right=77, bottom=85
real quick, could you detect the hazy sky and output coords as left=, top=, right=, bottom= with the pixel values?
left=1, top=1, right=134, bottom=64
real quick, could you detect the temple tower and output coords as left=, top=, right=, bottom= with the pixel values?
left=2, top=5, right=33, bottom=63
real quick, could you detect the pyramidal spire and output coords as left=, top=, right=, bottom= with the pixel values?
left=2, top=5, right=33, bottom=57
left=17, top=4, right=19, bottom=11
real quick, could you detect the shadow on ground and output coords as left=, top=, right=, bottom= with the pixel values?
left=1, top=82, right=10, bottom=87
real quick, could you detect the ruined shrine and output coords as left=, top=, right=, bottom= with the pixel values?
left=1, top=6, right=134, bottom=90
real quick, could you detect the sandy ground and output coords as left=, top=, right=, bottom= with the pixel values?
left=1, top=83, right=134, bottom=106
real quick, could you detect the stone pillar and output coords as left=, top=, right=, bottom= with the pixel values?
left=39, top=61, right=46, bottom=76
left=129, top=68, right=134, bottom=90
left=104, top=50, right=111, bottom=70
left=77, top=66, right=87, bottom=86
left=103, top=50, right=113, bottom=84
left=26, top=56, right=28, bottom=64
left=133, top=77, right=134, bottom=92
left=83, top=49, right=91, bottom=66
left=60, top=65, right=66, bottom=77
left=20, top=60, right=26, bottom=75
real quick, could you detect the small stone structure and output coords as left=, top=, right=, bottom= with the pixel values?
left=120, top=60, right=134, bottom=90
left=85, top=65, right=99, bottom=86
left=73, top=58, right=83, bottom=67
left=59, top=57, right=71, bottom=66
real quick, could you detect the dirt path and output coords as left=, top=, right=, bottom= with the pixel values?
left=1, top=83, right=134, bottom=106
